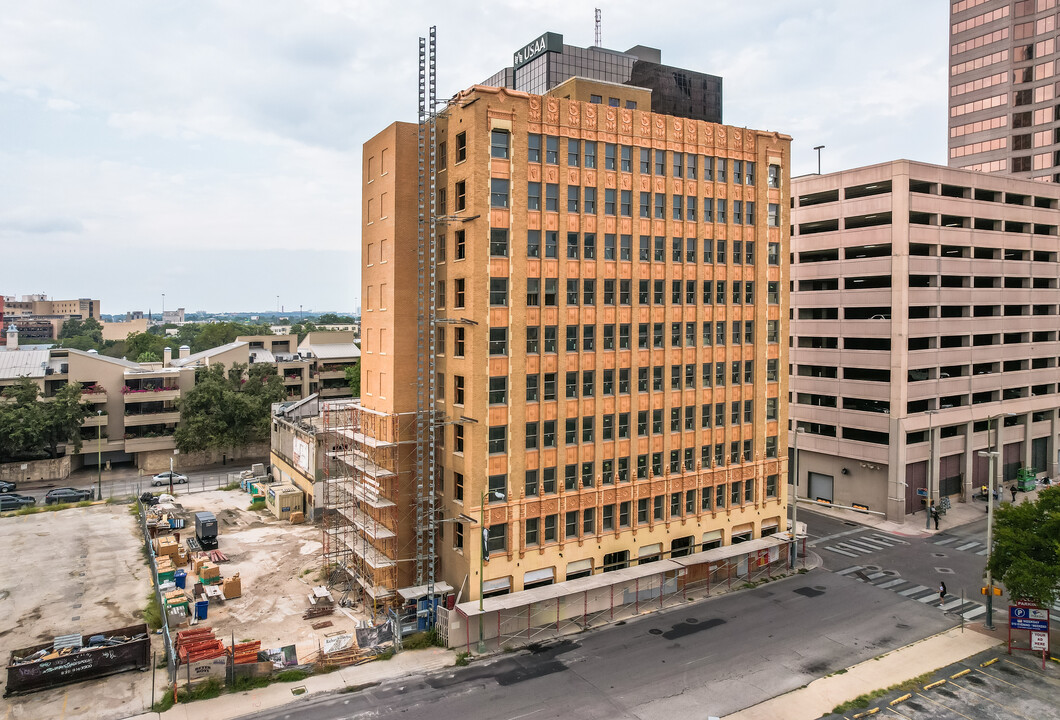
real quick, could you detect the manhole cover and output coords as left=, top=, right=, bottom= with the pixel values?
left=932, top=553, right=947, bottom=558
left=648, top=628, right=663, bottom=635
left=935, top=567, right=956, bottom=574
left=686, top=618, right=699, bottom=624
left=862, top=565, right=882, bottom=572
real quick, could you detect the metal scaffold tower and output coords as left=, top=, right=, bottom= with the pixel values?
left=321, top=401, right=400, bottom=622
left=415, top=27, right=439, bottom=609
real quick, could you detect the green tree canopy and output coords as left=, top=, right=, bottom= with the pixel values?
left=136, top=350, right=161, bottom=363
left=0, top=378, right=90, bottom=462
left=345, top=361, right=360, bottom=397
left=987, top=486, right=1060, bottom=608
left=317, top=313, right=356, bottom=324
left=58, top=317, right=105, bottom=351
left=175, top=362, right=285, bottom=453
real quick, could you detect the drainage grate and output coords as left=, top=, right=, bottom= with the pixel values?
left=932, top=553, right=947, bottom=558
left=935, top=567, right=956, bottom=575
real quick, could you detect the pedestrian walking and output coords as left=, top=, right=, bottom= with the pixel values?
left=993, top=486, right=1000, bottom=502
left=939, top=581, right=947, bottom=602
left=931, top=506, right=940, bottom=530
left=1010, top=485, right=1018, bottom=502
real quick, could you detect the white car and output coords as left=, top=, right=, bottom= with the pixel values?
left=152, top=471, right=188, bottom=487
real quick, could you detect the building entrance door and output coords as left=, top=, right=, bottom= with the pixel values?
left=808, top=472, right=833, bottom=503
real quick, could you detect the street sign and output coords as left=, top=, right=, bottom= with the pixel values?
left=981, top=587, right=1002, bottom=596
left=1009, top=605, right=1049, bottom=632
left=916, top=488, right=927, bottom=497
left=1031, top=631, right=1048, bottom=651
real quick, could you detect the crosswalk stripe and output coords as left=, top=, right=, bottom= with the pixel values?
left=918, top=593, right=941, bottom=604
left=955, top=542, right=981, bottom=551
left=933, top=537, right=958, bottom=546
left=836, top=543, right=872, bottom=554
left=876, top=579, right=906, bottom=589
left=844, top=540, right=882, bottom=552
left=825, top=546, right=859, bottom=557
left=975, top=550, right=988, bottom=556
left=865, top=572, right=888, bottom=580
left=962, top=606, right=986, bottom=620
left=940, top=598, right=965, bottom=611
left=835, top=566, right=864, bottom=576
left=899, top=585, right=929, bottom=596
left=869, top=533, right=908, bottom=545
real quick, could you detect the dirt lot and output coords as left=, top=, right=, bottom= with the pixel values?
left=0, top=503, right=156, bottom=720
left=172, top=490, right=365, bottom=662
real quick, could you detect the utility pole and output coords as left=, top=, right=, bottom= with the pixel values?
left=790, top=427, right=803, bottom=568
left=926, top=409, right=938, bottom=530
left=813, top=145, right=824, bottom=175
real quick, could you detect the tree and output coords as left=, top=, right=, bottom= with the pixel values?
left=345, top=362, right=361, bottom=397
left=317, top=313, right=355, bottom=324
left=987, top=486, right=1060, bottom=608
left=175, top=362, right=285, bottom=453
left=58, top=317, right=104, bottom=351
left=0, top=378, right=89, bottom=461
left=136, top=350, right=161, bottom=363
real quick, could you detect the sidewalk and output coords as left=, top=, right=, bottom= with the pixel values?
left=125, top=648, right=453, bottom=720
left=723, top=625, right=1002, bottom=720
left=797, top=481, right=1052, bottom=538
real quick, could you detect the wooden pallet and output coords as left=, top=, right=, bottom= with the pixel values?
left=302, top=606, right=335, bottom=620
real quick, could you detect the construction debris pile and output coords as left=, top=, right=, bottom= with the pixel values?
left=9, top=630, right=148, bottom=666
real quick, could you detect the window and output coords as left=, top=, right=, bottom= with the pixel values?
left=526, top=278, right=540, bottom=307
left=565, top=511, right=578, bottom=539
left=488, top=376, right=507, bottom=405
left=543, top=326, right=557, bottom=353
left=568, top=186, right=580, bottom=213
left=453, top=327, right=465, bottom=357
left=489, top=327, right=508, bottom=355
left=717, top=158, right=727, bottom=183
left=528, top=133, right=541, bottom=163
left=455, top=132, right=466, bottom=162
left=621, top=145, right=632, bottom=172
left=568, top=138, right=580, bottom=167
left=545, top=135, right=559, bottom=164
left=454, top=471, right=464, bottom=501
left=525, top=517, right=539, bottom=546
left=488, top=426, right=506, bottom=454
left=545, top=184, right=559, bottom=212
left=454, top=375, right=465, bottom=405
left=585, top=141, right=597, bottom=169
left=489, top=277, right=508, bottom=306
left=768, top=241, right=780, bottom=265
left=605, top=189, right=616, bottom=216
left=733, top=160, right=742, bottom=185
left=455, top=424, right=464, bottom=453
left=526, top=373, right=539, bottom=401
left=486, top=523, right=506, bottom=553
left=544, top=514, right=557, bottom=542
left=584, top=188, right=597, bottom=215
left=768, top=203, right=780, bottom=227
left=491, top=129, right=510, bottom=159
left=525, top=422, right=538, bottom=450
left=491, top=178, right=509, bottom=208
left=528, top=182, right=541, bottom=211
left=621, top=191, right=632, bottom=218
left=455, top=230, right=466, bottom=260
left=655, top=149, right=666, bottom=175
left=768, top=164, right=780, bottom=188
left=542, top=420, right=556, bottom=447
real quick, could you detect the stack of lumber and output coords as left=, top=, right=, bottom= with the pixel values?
left=229, top=640, right=261, bottom=665
left=175, top=627, right=225, bottom=664
left=207, top=549, right=229, bottom=563
left=303, top=605, right=334, bottom=619
left=320, top=647, right=373, bottom=667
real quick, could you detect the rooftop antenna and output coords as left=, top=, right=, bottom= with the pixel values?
left=595, top=8, right=601, bottom=46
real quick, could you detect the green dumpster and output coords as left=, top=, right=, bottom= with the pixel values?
left=1016, top=467, right=1037, bottom=492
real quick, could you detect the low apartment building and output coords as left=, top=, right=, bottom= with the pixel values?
left=790, top=160, right=1060, bottom=522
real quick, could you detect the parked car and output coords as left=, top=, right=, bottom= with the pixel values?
left=44, top=487, right=94, bottom=505
left=0, top=480, right=16, bottom=493
left=152, top=471, right=188, bottom=487
left=0, top=494, right=36, bottom=511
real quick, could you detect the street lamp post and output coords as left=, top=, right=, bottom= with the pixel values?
left=790, top=427, right=804, bottom=569
left=96, top=410, right=103, bottom=501
left=978, top=449, right=1000, bottom=630
left=813, top=145, right=825, bottom=175
left=925, top=409, right=938, bottom=530
left=478, top=489, right=505, bottom=653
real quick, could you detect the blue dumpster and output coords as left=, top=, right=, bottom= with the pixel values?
left=195, top=600, right=209, bottom=620
left=174, top=570, right=187, bottom=589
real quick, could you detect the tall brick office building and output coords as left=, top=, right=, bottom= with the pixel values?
left=360, top=36, right=792, bottom=602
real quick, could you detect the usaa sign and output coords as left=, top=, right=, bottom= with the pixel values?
left=513, top=32, right=563, bottom=70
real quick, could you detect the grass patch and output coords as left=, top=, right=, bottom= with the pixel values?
left=180, top=678, right=223, bottom=702
left=42, top=503, right=71, bottom=513
left=248, top=499, right=265, bottom=512
left=828, top=671, right=934, bottom=715
left=274, top=669, right=309, bottom=683
left=229, top=675, right=272, bottom=693
left=151, top=689, right=176, bottom=713
left=401, top=630, right=443, bottom=650
left=454, top=651, right=471, bottom=667
left=341, top=681, right=380, bottom=694
left=222, top=481, right=242, bottom=491
left=142, top=592, right=162, bottom=630
left=14, top=506, right=42, bottom=516
left=77, top=500, right=94, bottom=507
left=375, top=648, right=395, bottom=661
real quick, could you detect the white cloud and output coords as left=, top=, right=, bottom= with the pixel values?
left=0, top=0, right=950, bottom=311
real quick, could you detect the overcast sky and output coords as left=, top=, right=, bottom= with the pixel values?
left=1, top=1, right=949, bottom=316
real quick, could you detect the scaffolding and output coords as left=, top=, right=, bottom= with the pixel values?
left=320, top=401, right=401, bottom=621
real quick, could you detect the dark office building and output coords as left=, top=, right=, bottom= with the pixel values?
left=483, top=32, right=723, bottom=123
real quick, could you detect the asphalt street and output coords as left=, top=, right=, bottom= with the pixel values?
left=239, top=569, right=955, bottom=720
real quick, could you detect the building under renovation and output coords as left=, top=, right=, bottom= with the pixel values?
left=325, top=28, right=792, bottom=619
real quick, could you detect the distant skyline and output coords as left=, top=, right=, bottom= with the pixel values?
left=1, top=1, right=949, bottom=313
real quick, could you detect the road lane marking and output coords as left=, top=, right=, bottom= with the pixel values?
left=898, top=585, right=928, bottom=596
left=807, top=527, right=867, bottom=546
left=877, top=579, right=906, bottom=589
left=933, top=537, right=958, bottom=545
left=955, top=542, right=980, bottom=551
left=507, top=709, right=546, bottom=720
left=835, top=566, right=864, bottom=575
left=825, top=546, right=859, bottom=557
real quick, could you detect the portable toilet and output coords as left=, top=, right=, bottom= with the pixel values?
left=265, top=484, right=304, bottom=521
